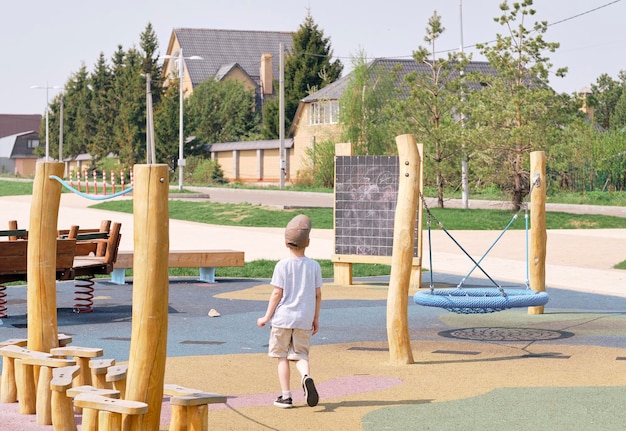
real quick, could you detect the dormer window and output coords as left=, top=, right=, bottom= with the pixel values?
left=308, top=100, right=339, bottom=125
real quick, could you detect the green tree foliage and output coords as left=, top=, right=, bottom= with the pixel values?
left=338, top=52, right=398, bottom=156
left=186, top=79, right=259, bottom=145
left=468, top=0, right=568, bottom=209
left=153, top=79, right=180, bottom=166
left=262, top=10, right=343, bottom=138
left=89, top=53, right=116, bottom=161
left=39, top=65, right=93, bottom=160
left=588, top=72, right=625, bottom=130
left=110, top=46, right=145, bottom=166
left=40, top=23, right=162, bottom=172
left=552, top=118, right=626, bottom=191
left=300, top=138, right=336, bottom=188
left=395, top=11, right=465, bottom=208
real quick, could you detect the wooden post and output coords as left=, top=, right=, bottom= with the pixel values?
left=387, top=134, right=420, bottom=365
left=27, top=162, right=64, bottom=353
left=528, top=151, right=547, bottom=315
left=124, top=164, right=170, bottom=430
left=333, top=143, right=353, bottom=285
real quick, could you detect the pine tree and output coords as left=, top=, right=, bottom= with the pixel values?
left=468, top=0, right=567, bottom=209
left=262, top=10, right=343, bottom=138
left=396, top=11, right=465, bottom=208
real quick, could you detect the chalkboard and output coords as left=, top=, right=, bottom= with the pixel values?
left=334, top=155, right=419, bottom=257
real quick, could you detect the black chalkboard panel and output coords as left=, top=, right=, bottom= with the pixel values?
left=334, top=155, right=419, bottom=257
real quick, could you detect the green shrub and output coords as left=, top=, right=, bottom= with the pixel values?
left=185, top=156, right=228, bottom=185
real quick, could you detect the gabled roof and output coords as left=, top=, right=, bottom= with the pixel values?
left=0, top=131, right=36, bottom=158
left=171, top=28, right=293, bottom=88
left=291, top=58, right=498, bottom=137
left=215, top=63, right=255, bottom=83
left=302, top=58, right=497, bottom=103
left=0, top=114, right=42, bottom=139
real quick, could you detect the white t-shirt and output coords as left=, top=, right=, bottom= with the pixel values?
left=270, top=256, right=322, bottom=330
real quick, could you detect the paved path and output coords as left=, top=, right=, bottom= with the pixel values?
left=1, top=188, right=624, bottom=297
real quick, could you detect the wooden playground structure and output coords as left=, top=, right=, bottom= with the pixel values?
left=0, top=162, right=226, bottom=430
left=0, top=135, right=548, bottom=427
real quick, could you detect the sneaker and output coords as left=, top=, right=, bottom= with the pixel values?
left=303, top=375, right=319, bottom=407
left=273, top=396, right=293, bottom=408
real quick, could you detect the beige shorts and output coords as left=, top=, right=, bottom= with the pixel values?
left=268, top=327, right=311, bottom=361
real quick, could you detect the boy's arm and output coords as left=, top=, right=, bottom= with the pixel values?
left=257, top=287, right=283, bottom=327
left=311, top=287, right=322, bottom=335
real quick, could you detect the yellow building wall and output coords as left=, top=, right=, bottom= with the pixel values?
left=291, top=103, right=343, bottom=179
left=238, top=150, right=258, bottom=181
left=222, top=69, right=256, bottom=93
left=216, top=152, right=235, bottom=180
left=263, top=149, right=282, bottom=182
left=14, top=158, right=37, bottom=177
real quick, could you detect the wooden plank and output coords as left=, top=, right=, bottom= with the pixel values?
left=0, top=239, right=75, bottom=281
left=113, top=250, right=245, bottom=269
left=0, top=229, right=28, bottom=237
left=331, top=254, right=421, bottom=265
left=73, top=393, right=148, bottom=415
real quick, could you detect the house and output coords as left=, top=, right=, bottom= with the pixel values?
left=290, top=58, right=498, bottom=155
left=0, top=114, right=42, bottom=176
left=160, top=28, right=295, bottom=183
left=161, top=28, right=293, bottom=111
left=202, top=58, right=499, bottom=183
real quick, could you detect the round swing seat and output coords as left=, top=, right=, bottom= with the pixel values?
left=414, top=288, right=550, bottom=314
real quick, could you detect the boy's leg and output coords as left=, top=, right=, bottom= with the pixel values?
left=277, top=358, right=291, bottom=392
left=295, top=358, right=310, bottom=378
left=269, top=327, right=294, bottom=408
left=291, top=330, right=318, bottom=407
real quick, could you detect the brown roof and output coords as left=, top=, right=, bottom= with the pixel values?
left=0, top=114, right=42, bottom=139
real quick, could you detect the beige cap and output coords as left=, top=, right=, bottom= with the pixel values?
left=285, top=214, right=311, bottom=249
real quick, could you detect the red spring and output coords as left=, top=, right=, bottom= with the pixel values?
left=73, top=277, right=95, bottom=313
left=0, top=283, right=6, bottom=318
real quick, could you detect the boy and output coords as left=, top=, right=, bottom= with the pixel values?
left=257, top=214, right=323, bottom=408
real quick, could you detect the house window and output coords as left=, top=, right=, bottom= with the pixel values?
left=27, top=139, right=40, bottom=149
left=308, top=100, right=339, bottom=125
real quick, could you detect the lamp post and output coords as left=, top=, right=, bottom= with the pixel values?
left=160, top=48, right=203, bottom=190
left=30, top=83, right=62, bottom=161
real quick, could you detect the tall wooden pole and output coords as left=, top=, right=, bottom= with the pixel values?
left=528, top=151, right=547, bottom=315
left=124, top=164, right=170, bottom=430
left=387, top=134, right=421, bottom=365
left=27, top=161, right=64, bottom=353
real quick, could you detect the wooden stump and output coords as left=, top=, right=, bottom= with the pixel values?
left=27, top=162, right=65, bottom=353
left=528, top=151, right=547, bottom=315
left=386, top=135, right=422, bottom=365
left=124, top=164, right=170, bottom=430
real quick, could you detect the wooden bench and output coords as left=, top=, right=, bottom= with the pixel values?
left=110, top=249, right=245, bottom=285
left=164, top=384, right=227, bottom=431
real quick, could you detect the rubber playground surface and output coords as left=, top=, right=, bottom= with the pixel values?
left=2, top=273, right=626, bottom=431
left=1, top=190, right=626, bottom=430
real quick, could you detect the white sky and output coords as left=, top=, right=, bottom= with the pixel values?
left=1, top=0, right=624, bottom=115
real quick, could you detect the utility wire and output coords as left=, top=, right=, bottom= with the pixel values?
left=296, top=0, right=623, bottom=60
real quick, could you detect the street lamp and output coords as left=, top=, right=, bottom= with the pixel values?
left=30, top=83, right=62, bottom=161
left=160, top=48, right=203, bottom=190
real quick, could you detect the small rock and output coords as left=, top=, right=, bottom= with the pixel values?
left=208, top=309, right=221, bottom=317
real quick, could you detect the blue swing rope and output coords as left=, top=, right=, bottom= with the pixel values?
left=415, top=180, right=549, bottom=314
left=455, top=211, right=522, bottom=289
left=420, top=193, right=505, bottom=295
left=49, top=175, right=134, bottom=200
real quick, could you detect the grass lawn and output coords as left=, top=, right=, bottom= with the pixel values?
left=3, top=179, right=625, bottom=275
